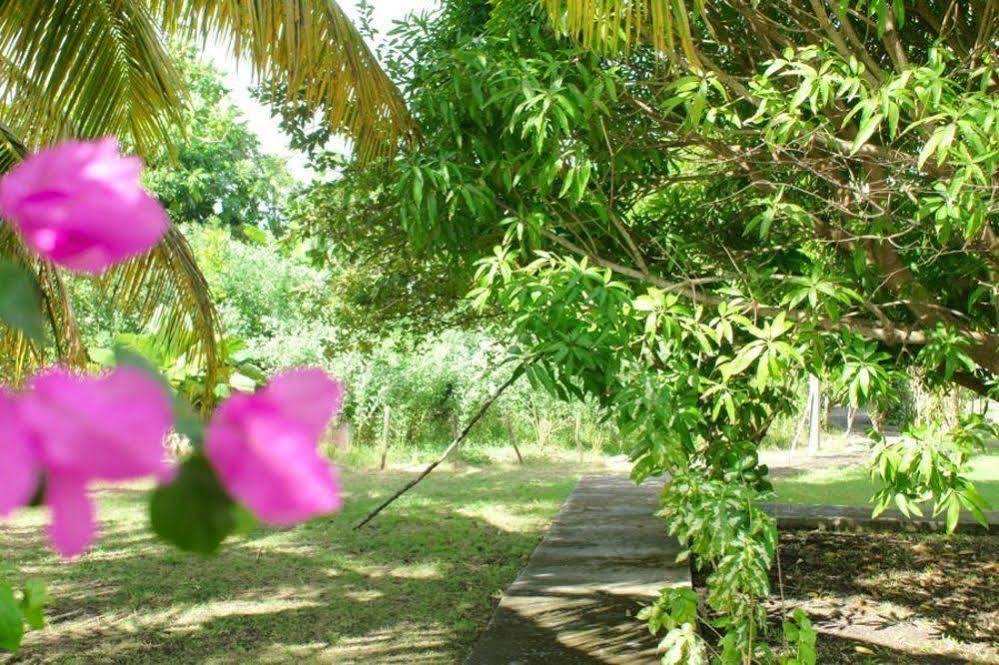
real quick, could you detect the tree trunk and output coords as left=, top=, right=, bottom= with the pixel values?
left=807, top=375, right=821, bottom=454
left=379, top=404, right=391, bottom=471
left=505, top=413, right=524, bottom=464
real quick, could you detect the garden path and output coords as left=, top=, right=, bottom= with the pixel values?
left=464, top=474, right=688, bottom=664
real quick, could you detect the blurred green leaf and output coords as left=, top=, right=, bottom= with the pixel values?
left=0, top=261, right=45, bottom=343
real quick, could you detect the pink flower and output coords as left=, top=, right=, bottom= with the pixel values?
left=0, top=138, right=169, bottom=273
left=16, top=367, right=174, bottom=557
left=0, top=391, right=40, bottom=517
left=205, top=369, right=344, bottom=525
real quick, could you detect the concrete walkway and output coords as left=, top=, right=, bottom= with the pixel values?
left=465, top=475, right=689, bottom=664
left=765, top=502, right=999, bottom=533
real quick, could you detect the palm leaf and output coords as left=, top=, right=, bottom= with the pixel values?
left=542, top=0, right=703, bottom=63
left=0, top=0, right=413, bottom=403
left=152, top=0, right=417, bottom=161
left=0, top=15, right=220, bottom=402
left=0, top=226, right=85, bottom=383
left=101, top=227, right=223, bottom=409
left=0, top=0, right=184, bottom=155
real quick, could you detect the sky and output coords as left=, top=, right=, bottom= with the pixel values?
left=201, top=1, right=439, bottom=180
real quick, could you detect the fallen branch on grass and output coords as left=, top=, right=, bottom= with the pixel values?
left=353, top=361, right=529, bottom=529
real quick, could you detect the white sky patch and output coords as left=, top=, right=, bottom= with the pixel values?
left=201, top=1, right=440, bottom=182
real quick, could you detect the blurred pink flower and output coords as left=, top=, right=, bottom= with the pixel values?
left=0, top=391, right=40, bottom=517
left=17, top=367, right=174, bottom=557
left=205, top=369, right=344, bottom=525
left=0, top=138, right=168, bottom=273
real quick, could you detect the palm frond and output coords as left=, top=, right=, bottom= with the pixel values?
left=99, top=227, right=223, bottom=408
left=0, top=226, right=85, bottom=383
left=152, top=0, right=417, bottom=161
left=0, top=0, right=184, bottom=155
left=542, top=0, right=703, bottom=64
left=0, top=92, right=220, bottom=405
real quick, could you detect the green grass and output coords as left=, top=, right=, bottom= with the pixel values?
left=0, top=451, right=596, bottom=664
left=772, top=453, right=999, bottom=507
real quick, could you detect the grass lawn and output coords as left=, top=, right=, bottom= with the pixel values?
left=0, top=452, right=593, bottom=664
left=772, top=452, right=999, bottom=508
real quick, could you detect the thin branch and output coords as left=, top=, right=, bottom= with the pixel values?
left=353, top=361, right=529, bottom=529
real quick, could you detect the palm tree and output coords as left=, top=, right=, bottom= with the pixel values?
left=0, top=0, right=414, bottom=402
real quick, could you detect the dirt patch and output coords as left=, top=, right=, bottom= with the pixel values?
left=773, top=531, right=998, bottom=663
left=693, top=531, right=998, bottom=663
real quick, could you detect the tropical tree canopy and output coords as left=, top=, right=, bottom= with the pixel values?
left=0, top=0, right=413, bottom=401
left=143, top=47, right=294, bottom=234
left=364, top=0, right=997, bottom=659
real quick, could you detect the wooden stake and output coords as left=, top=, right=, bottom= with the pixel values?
left=505, top=413, right=524, bottom=464
left=574, top=411, right=583, bottom=462
left=807, top=375, right=821, bottom=454
left=379, top=404, right=391, bottom=470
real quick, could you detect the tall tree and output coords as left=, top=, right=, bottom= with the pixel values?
left=0, top=0, right=414, bottom=399
left=386, top=0, right=996, bottom=659
left=143, top=46, right=294, bottom=234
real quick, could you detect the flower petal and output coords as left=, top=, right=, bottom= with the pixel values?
left=205, top=369, right=344, bottom=525
left=0, top=138, right=168, bottom=273
left=20, top=367, right=173, bottom=481
left=263, top=369, right=344, bottom=440
left=46, top=474, right=95, bottom=558
left=0, top=391, right=40, bottom=516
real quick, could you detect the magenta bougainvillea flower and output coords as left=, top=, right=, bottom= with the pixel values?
left=0, top=138, right=169, bottom=273
left=16, top=367, right=174, bottom=557
left=205, top=369, right=344, bottom=525
left=0, top=391, right=40, bottom=517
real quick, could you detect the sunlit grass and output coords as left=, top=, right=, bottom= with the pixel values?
left=772, top=453, right=999, bottom=507
left=0, top=452, right=600, bottom=664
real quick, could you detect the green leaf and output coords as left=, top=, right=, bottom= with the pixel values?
left=850, top=113, right=882, bottom=154
left=114, top=345, right=163, bottom=380
left=917, top=130, right=941, bottom=169
left=228, top=372, right=257, bottom=393
left=150, top=456, right=236, bottom=554
left=945, top=496, right=960, bottom=533
left=0, top=584, right=24, bottom=654
left=18, top=579, right=46, bottom=630
left=172, top=396, right=205, bottom=449
left=0, top=261, right=46, bottom=343
left=239, top=225, right=268, bottom=245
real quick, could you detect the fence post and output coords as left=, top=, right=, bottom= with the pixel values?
left=505, top=413, right=524, bottom=464
left=379, top=404, right=392, bottom=470
left=808, top=375, right=821, bottom=454
left=574, top=412, right=583, bottom=462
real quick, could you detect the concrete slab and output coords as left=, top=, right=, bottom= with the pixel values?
left=464, top=475, right=689, bottom=665
left=764, top=503, right=998, bottom=534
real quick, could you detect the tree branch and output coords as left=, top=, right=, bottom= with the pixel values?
left=353, top=361, right=528, bottom=529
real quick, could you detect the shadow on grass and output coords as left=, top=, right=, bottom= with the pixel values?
left=0, top=464, right=582, bottom=664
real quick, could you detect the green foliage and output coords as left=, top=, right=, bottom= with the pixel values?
left=143, top=45, right=293, bottom=232
left=0, top=261, right=45, bottom=344
left=150, top=455, right=240, bottom=555
left=0, top=584, right=24, bottom=654
left=281, top=159, right=474, bottom=343
left=780, top=609, right=817, bottom=665
left=870, top=415, right=995, bottom=530
left=0, top=569, right=48, bottom=655
left=379, top=0, right=997, bottom=660
left=184, top=224, right=338, bottom=371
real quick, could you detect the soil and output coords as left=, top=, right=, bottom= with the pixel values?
left=693, top=530, right=999, bottom=663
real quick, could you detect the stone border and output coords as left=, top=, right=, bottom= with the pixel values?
left=764, top=503, right=998, bottom=534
